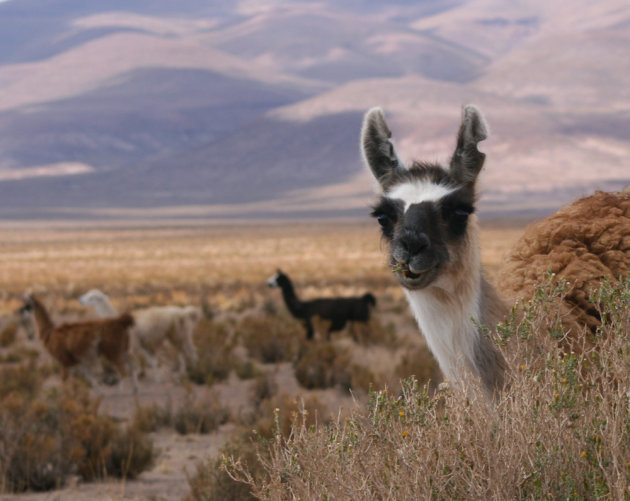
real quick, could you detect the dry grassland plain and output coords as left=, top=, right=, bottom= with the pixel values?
left=0, top=219, right=522, bottom=313
left=0, top=218, right=525, bottom=500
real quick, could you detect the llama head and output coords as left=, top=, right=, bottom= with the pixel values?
left=79, top=288, right=106, bottom=307
left=362, top=105, right=488, bottom=290
left=267, top=269, right=287, bottom=288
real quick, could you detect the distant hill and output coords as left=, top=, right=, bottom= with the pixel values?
left=0, top=0, right=628, bottom=219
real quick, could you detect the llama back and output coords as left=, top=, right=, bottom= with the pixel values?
left=98, top=313, right=134, bottom=359
left=48, top=321, right=102, bottom=367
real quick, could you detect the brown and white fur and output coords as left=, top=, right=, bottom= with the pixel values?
left=21, top=293, right=138, bottom=394
left=79, top=289, right=200, bottom=379
left=362, top=105, right=507, bottom=396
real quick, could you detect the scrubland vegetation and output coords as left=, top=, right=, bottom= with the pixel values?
left=2, top=221, right=627, bottom=500
left=226, top=276, right=630, bottom=500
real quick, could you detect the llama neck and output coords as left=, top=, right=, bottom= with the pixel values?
left=94, top=296, right=118, bottom=317
left=30, top=297, right=54, bottom=342
left=405, top=223, right=506, bottom=394
left=279, top=277, right=303, bottom=317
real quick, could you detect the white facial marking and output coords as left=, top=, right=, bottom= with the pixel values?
left=267, top=273, right=279, bottom=287
left=386, top=180, right=455, bottom=212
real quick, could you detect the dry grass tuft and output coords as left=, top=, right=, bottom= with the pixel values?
left=227, top=276, right=630, bottom=500
left=188, top=317, right=236, bottom=385
left=186, top=394, right=328, bottom=501
left=238, top=313, right=302, bottom=364
left=0, top=378, right=156, bottom=493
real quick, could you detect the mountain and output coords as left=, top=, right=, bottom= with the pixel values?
left=0, top=0, right=628, bottom=219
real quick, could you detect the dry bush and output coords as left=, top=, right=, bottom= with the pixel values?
left=395, top=344, right=441, bottom=390
left=0, top=378, right=156, bottom=493
left=251, top=371, right=278, bottom=408
left=104, top=423, right=155, bottom=479
left=293, top=342, right=352, bottom=390
left=186, top=395, right=327, bottom=501
left=188, top=317, right=235, bottom=385
left=229, top=276, right=630, bottom=500
left=348, top=317, right=397, bottom=347
left=0, top=360, right=43, bottom=401
left=293, top=342, right=382, bottom=392
left=132, top=402, right=174, bottom=433
left=238, top=314, right=302, bottom=364
left=0, top=321, right=18, bottom=348
left=172, top=391, right=230, bottom=435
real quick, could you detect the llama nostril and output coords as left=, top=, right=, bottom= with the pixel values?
left=400, top=231, right=430, bottom=255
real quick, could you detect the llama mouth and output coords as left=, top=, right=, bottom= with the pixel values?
left=392, top=261, right=437, bottom=288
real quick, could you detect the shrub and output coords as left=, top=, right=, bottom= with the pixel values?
left=293, top=342, right=352, bottom=390
left=230, top=276, right=630, bottom=500
left=105, top=424, right=155, bottom=479
left=0, top=321, right=18, bottom=347
left=172, top=392, right=230, bottom=435
left=395, top=344, right=441, bottom=390
left=186, top=395, right=327, bottom=501
left=0, top=360, right=43, bottom=401
left=239, top=314, right=301, bottom=363
left=132, top=402, right=173, bottom=433
left=188, top=318, right=235, bottom=385
left=0, top=378, right=156, bottom=493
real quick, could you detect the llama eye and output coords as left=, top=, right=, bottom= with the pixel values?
left=376, top=213, right=391, bottom=227
left=453, top=206, right=473, bottom=217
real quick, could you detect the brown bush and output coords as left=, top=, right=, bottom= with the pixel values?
left=0, top=378, right=156, bottom=493
left=395, top=344, right=441, bottom=390
left=186, top=394, right=327, bottom=501
left=0, top=321, right=18, bottom=348
left=293, top=342, right=352, bottom=390
left=239, top=314, right=301, bottom=363
left=172, top=391, right=230, bottom=435
left=188, top=318, right=235, bottom=385
left=230, top=277, right=630, bottom=500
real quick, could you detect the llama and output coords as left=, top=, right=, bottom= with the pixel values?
left=362, top=105, right=508, bottom=395
left=361, top=104, right=630, bottom=396
left=79, top=289, right=200, bottom=378
left=20, top=293, right=138, bottom=394
left=267, top=269, right=377, bottom=340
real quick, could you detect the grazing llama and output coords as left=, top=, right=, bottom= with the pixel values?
left=267, top=270, right=377, bottom=340
left=267, top=270, right=376, bottom=339
left=20, top=294, right=138, bottom=394
left=79, top=289, right=200, bottom=378
left=361, top=104, right=630, bottom=396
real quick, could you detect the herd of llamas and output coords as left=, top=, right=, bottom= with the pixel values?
left=9, top=104, right=630, bottom=403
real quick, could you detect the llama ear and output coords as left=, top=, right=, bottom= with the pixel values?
left=449, top=104, right=489, bottom=185
left=361, top=107, right=404, bottom=190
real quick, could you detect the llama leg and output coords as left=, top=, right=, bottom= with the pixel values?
left=328, top=319, right=347, bottom=339
left=78, top=363, right=102, bottom=395
left=303, top=317, right=314, bottom=340
left=123, top=352, right=139, bottom=396
left=134, top=333, right=161, bottom=383
left=181, top=331, right=198, bottom=372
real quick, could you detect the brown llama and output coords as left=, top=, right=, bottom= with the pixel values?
left=20, top=293, right=138, bottom=394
